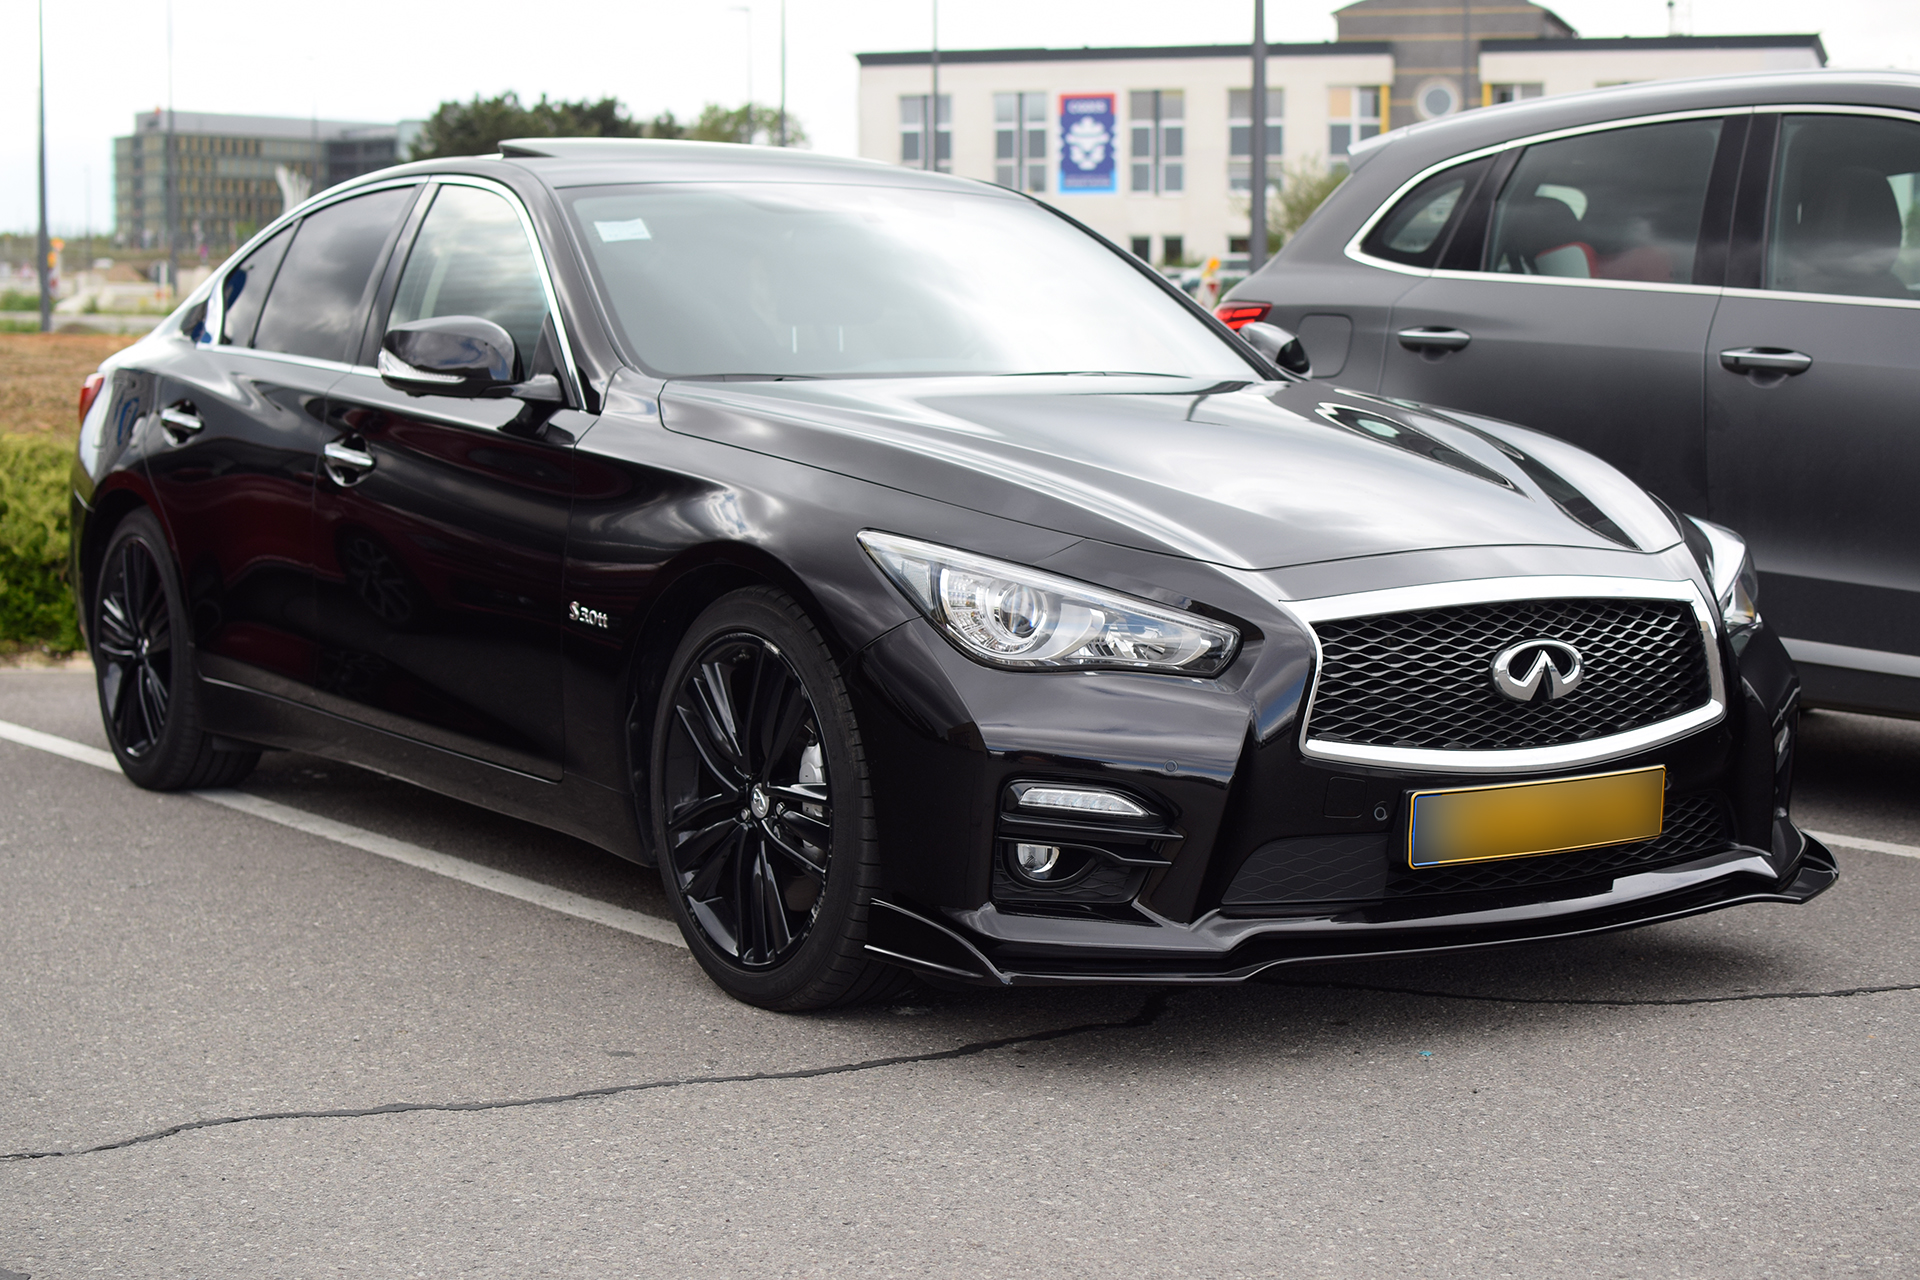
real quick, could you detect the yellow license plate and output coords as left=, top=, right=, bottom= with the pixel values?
left=1406, top=766, right=1666, bottom=868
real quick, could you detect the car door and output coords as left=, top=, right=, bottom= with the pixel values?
left=312, top=178, right=581, bottom=779
left=1376, top=115, right=1739, bottom=514
left=1706, top=110, right=1920, bottom=715
left=143, top=183, right=419, bottom=698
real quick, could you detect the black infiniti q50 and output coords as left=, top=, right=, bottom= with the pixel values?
left=70, top=139, right=1831, bottom=1009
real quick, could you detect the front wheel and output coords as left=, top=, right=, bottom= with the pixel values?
left=92, top=509, right=259, bottom=791
left=650, top=587, right=908, bottom=1010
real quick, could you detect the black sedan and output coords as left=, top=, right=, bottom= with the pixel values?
left=1219, top=69, right=1920, bottom=723
left=71, top=139, right=1831, bottom=1009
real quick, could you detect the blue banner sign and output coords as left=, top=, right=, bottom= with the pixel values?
left=1058, top=94, right=1117, bottom=193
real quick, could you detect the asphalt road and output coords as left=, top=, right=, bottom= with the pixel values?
left=1, top=668, right=1914, bottom=1278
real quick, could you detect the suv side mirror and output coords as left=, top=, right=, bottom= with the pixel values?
left=379, top=315, right=562, bottom=403
left=1239, top=321, right=1312, bottom=376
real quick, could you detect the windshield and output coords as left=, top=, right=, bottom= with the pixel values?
left=563, top=181, right=1255, bottom=380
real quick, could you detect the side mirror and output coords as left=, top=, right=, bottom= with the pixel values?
left=1239, top=321, right=1312, bottom=377
left=381, top=315, right=541, bottom=398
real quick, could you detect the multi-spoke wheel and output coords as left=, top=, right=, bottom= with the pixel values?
left=92, top=510, right=259, bottom=791
left=651, top=587, right=909, bottom=1009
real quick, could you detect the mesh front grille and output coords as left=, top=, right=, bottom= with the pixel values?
left=1385, top=791, right=1733, bottom=898
left=1307, top=597, right=1711, bottom=752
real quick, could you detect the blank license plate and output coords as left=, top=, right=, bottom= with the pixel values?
left=1406, top=766, right=1666, bottom=869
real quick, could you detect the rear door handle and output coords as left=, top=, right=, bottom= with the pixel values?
left=158, top=403, right=203, bottom=442
left=1719, top=347, right=1812, bottom=375
left=322, top=438, right=376, bottom=484
left=1397, top=326, right=1472, bottom=352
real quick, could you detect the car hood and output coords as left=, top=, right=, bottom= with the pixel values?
left=655, top=374, right=1682, bottom=572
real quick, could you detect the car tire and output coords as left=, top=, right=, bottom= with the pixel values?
left=650, top=586, right=911, bottom=1010
left=92, top=509, right=260, bottom=791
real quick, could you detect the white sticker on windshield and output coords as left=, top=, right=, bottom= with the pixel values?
left=595, top=217, right=653, bottom=243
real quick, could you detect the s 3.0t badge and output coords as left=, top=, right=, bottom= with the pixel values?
left=1492, top=638, right=1582, bottom=702
left=568, top=601, right=610, bottom=629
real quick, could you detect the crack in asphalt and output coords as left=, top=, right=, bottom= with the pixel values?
left=1, top=992, right=1170, bottom=1163
left=1269, top=979, right=1920, bottom=1007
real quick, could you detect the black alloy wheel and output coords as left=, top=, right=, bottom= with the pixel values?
left=651, top=587, right=908, bottom=1009
left=92, top=510, right=259, bottom=791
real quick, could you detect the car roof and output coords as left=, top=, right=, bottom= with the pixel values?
left=1353, top=68, right=1920, bottom=171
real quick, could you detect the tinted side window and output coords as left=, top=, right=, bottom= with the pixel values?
left=219, top=226, right=291, bottom=347
left=1768, top=113, right=1920, bottom=300
left=388, top=185, right=550, bottom=378
left=1361, top=160, right=1486, bottom=268
left=1486, top=119, right=1722, bottom=284
left=253, top=186, right=414, bottom=362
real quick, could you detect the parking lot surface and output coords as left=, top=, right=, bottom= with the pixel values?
left=2, top=668, right=1914, bottom=1278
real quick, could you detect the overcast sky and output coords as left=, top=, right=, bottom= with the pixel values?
left=6, top=0, right=1918, bottom=236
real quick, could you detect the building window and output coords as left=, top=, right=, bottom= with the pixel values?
left=1488, top=82, right=1543, bottom=105
left=1329, top=86, right=1383, bottom=160
left=994, top=92, right=1048, bottom=192
left=1161, top=235, right=1184, bottom=265
left=1130, top=236, right=1152, bottom=259
left=1228, top=89, right=1284, bottom=192
left=1130, top=90, right=1184, bottom=195
left=900, top=94, right=951, bottom=171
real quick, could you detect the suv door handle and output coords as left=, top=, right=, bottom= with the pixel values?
left=1719, top=347, right=1812, bottom=375
left=1397, top=326, right=1472, bottom=352
left=158, top=403, right=203, bottom=442
left=322, top=438, right=376, bottom=484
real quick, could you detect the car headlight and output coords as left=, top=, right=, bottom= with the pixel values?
left=858, top=531, right=1240, bottom=675
left=1688, top=516, right=1761, bottom=632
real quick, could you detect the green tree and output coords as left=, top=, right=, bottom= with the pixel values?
left=410, top=94, right=806, bottom=160
left=410, top=92, right=646, bottom=160
left=1263, top=156, right=1348, bottom=254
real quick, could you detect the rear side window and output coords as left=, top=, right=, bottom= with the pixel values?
left=1768, top=113, right=1920, bottom=300
left=388, top=185, right=550, bottom=378
left=1485, top=119, right=1722, bottom=284
left=252, top=186, right=414, bottom=363
left=218, top=226, right=291, bottom=347
left=1360, top=159, right=1488, bottom=268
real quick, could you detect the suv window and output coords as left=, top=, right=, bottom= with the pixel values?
left=252, top=186, right=414, bottom=363
left=1768, top=113, right=1920, bottom=300
left=219, top=226, right=291, bottom=347
left=1361, top=159, right=1490, bottom=268
left=388, top=185, right=550, bottom=377
left=1485, top=119, right=1723, bottom=284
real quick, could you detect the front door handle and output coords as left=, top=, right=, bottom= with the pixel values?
left=322, top=438, right=376, bottom=485
left=158, top=403, right=203, bottom=442
left=1719, top=347, right=1812, bottom=375
left=1397, top=326, right=1472, bottom=352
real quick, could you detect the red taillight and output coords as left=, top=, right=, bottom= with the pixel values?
left=1214, top=302, right=1272, bottom=331
left=78, top=372, right=106, bottom=429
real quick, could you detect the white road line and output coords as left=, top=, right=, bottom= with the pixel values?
left=0, top=718, right=688, bottom=949
left=1808, top=830, right=1920, bottom=861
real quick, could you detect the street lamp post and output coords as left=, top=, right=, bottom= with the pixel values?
left=1248, top=0, right=1268, bottom=275
left=36, top=0, right=52, bottom=332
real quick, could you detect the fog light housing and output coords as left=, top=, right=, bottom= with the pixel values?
left=1015, top=843, right=1062, bottom=878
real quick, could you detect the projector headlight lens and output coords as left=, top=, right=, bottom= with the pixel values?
left=859, top=532, right=1239, bottom=675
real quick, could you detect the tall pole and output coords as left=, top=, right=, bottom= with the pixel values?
left=1248, top=0, right=1268, bottom=274
left=778, top=0, right=787, bottom=146
left=166, top=0, right=177, bottom=302
left=1462, top=0, right=1474, bottom=113
left=36, top=0, right=51, bottom=331
left=927, top=0, right=939, bottom=171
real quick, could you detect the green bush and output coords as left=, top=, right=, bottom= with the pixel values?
left=0, top=436, right=81, bottom=652
left=1, top=288, right=42, bottom=311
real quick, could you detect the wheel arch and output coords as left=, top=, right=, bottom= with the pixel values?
left=77, top=484, right=162, bottom=643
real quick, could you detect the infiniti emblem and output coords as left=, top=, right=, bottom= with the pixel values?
left=1492, top=639, right=1583, bottom=703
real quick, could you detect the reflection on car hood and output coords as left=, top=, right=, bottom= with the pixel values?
left=657, top=374, right=1682, bottom=572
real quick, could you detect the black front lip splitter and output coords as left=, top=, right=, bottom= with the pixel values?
left=864, top=839, right=1839, bottom=987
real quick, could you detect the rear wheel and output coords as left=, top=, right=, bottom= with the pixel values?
left=93, top=510, right=259, bottom=791
left=650, top=587, right=909, bottom=1010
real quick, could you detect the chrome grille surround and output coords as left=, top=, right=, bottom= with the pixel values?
left=1284, top=576, right=1726, bottom=775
